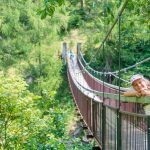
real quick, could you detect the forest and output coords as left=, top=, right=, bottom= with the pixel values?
left=0, top=0, right=149, bottom=149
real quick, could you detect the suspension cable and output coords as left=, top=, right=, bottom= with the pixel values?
left=88, top=0, right=129, bottom=65
left=78, top=52, right=130, bottom=84
left=76, top=0, right=149, bottom=85
left=79, top=49, right=150, bottom=75
left=112, top=57, right=150, bottom=74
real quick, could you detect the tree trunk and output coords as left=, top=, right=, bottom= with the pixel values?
left=80, top=0, right=84, bottom=8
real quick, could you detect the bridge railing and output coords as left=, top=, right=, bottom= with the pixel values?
left=77, top=46, right=130, bottom=89
left=67, top=67, right=93, bottom=130
left=67, top=59, right=150, bottom=149
left=76, top=45, right=150, bottom=115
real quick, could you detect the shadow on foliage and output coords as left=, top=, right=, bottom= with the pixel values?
left=54, top=64, right=73, bottom=104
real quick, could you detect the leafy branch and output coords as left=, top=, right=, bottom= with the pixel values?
left=37, top=0, right=65, bottom=19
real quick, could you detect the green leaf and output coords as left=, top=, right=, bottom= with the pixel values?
left=41, top=10, right=47, bottom=19
left=47, top=6, right=55, bottom=16
left=59, top=143, right=65, bottom=150
left=57, top=0, right=65, bottom=6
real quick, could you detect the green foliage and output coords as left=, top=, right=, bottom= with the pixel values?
left=19, top=10, right=33, bottom=30
left=78, top=0, right=150, bottom=81
left=67, top=9, right=87, bottom=31
left=0, top=72, right=41, bottom=148
left=0, top=0, right=93, bottom=149
left=0, top=1, right=33, bottom=67
left=0, top=0, right=68, bottom=68
left=68, top=14, right=81, bottom=30
left=37, top=0, right=65, bottom=19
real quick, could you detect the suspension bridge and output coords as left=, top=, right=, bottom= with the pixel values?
left=61, top=0, right=150, bottom=149
left=62, top=43, right=149, bottom=150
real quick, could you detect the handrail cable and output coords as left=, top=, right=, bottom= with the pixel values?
left=112, top=57, right=150, bottom=74
left=68, top=60, right=150, bottom=103
left=79, top=48, right=150, bottom=75
left=77, top=56, right=129, bottom=91
left=77, top=55, right=130, bottom=89
left=78, top=49, right=148, bottom=84
left=78, top=49, right=150, bottom=85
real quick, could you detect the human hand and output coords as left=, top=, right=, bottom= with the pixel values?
left=135, top=92, right=142, bottom=97
left=123, top=91, right=142, bottom=97
left=141, top=90, right=150, bottom=96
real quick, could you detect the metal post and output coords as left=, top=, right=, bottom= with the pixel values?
left=147, top=116, right=150, bottom=149
left=117, top=14, right=122, bottom=150
left=62, top=42, right=67, bottom=64
left=91, top=99, right=93, bottom=132
left=102, top=104, right=106, bottom=150
left=102, top=43, right=106, bottom=150
left=77, top=43, right=81, bottom=61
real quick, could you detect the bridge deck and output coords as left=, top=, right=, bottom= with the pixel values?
left=68, top=58, right=102, bottom=103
